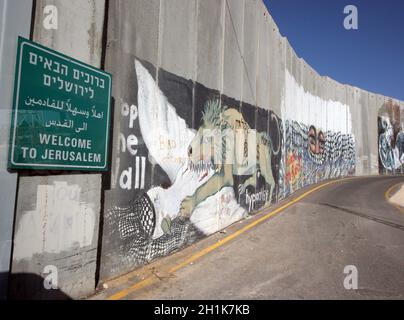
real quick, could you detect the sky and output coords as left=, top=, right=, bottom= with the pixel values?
left=264, top=0, right=404, bottom=101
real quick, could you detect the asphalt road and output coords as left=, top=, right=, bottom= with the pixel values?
left=97, top=176, right=404, bottom=300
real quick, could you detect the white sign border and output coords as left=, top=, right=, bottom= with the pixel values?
left=10, top=39, right=112, bottom=170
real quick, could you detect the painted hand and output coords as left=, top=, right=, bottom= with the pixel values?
left=179, top=196, right=194, bottom=221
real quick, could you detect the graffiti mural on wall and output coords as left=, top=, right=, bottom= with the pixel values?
left=280, top=70, right=356, bottom=196
left=234, top=109, right=283, bottom=213
left=102, top=60, right=282, bottom=270
left=378, top=99, right=404, bottom=173
left=101, top=62, right=357, bottom=276
left=280, top=120, right=356, bottom=196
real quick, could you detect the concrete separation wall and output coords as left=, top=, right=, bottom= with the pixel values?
left=0, top=0, right=33, bottom=299
left=4, top=0, right=403, bottom=298
left=377, top=98, right=404, bottom=174
left=98, top=0, right=401, bottom=283
left=9, top=0, right=106, bottom=299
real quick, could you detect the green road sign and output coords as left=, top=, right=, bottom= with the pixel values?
left=8, top=37, right=112, bottom=171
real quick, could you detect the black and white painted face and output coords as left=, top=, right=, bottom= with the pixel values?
left=308, top=125, right=325, bottom=155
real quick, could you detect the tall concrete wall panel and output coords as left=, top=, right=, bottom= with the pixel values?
left=194, top=0, right=225, bottom=206
left=301, top=60, right=313, bottom=126
left=0, top=0, right=33, bottom=299
left=256, top=1, right=271, bottom=110
left=315, top=70, right=327, bottom=133
left=33, top=0, right=104, bottom=67
left=290, top=48, right=301, bottom=120
left=376, top=93, right=386, bottom=174
left=359, top=90, right=372, bottom=174
left=377, top=95, right=404, bottom=175
left=324, top=77, right=338, bottom=132
left=100, top=0, right=161, bottom=280
left=270, top=27, right=285, bottom=117
left=196, top=0, right=224, bottom=90
left=222, top=0, right=244, bottom=102
left=335, top=80, right=349, bottom=136
left=103, top=0, right=160, bottom=214
left=10, top=0, right=105, bottom=299
left=242, top=0, right=258, bottom=106
left=347, top=86, right=362, bottom=175
left=369, top=94, right=382, bottom=174
left=2, top=0, right=397, bottom=295
left=160, top=0, right=197, bottom=80
left=11, top=176, right=101, bottom=299
left=114, top=0, right=160, bottom=69
left=284, top=38, right=292, bottom=75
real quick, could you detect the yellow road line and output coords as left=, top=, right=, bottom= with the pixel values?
left=108, top=177, right=355, bottom=300
left=384, top=182, right=404, bottom=214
